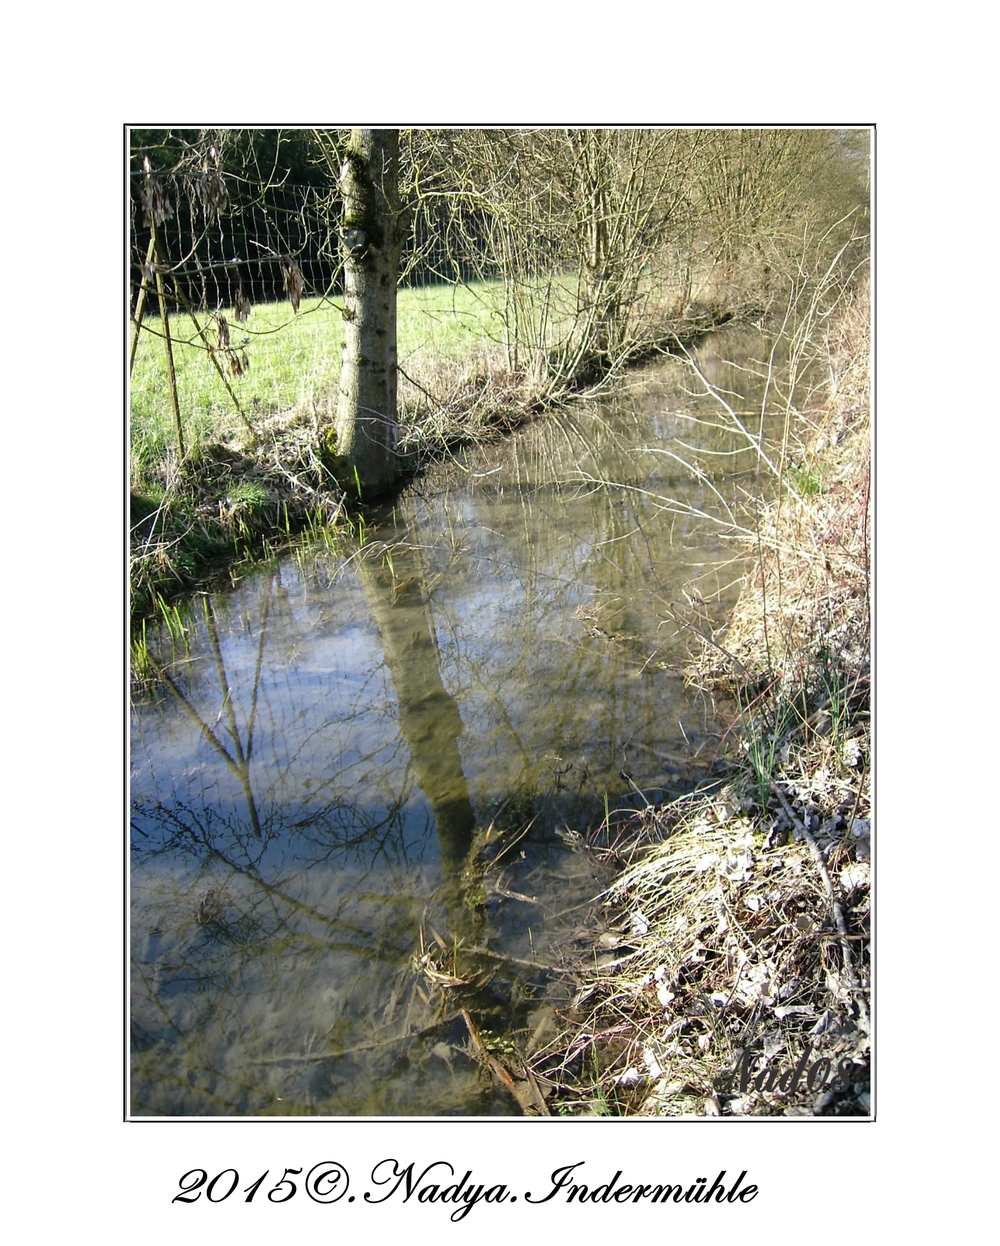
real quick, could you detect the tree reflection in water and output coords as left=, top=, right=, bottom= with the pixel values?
left=132, top=336, right=787, bottom=1115
left=131, top=555, right=493, bottom=1116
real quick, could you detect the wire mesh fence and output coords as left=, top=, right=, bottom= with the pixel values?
left=129, top=173, right=343, bottom=315
left=128, top=172, right=499, bottom=312
left=128, top=169, right=507, bottom=457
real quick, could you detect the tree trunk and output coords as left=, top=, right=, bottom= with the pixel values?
left=332, top=129, right=403, bottom=500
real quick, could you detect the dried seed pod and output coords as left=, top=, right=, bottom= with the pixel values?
left=281, top=258, right=304, bottom=312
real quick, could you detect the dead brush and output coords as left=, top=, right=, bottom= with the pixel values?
left=530, top=784, right=870, bottom=1116
left=396, top=357, right=540, bottom=466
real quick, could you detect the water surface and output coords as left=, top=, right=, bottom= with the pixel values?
left=130, top=327, right=788, bottom=1115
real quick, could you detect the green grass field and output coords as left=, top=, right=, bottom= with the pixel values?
left=129, top=280, right=511, bottom=484
left=129, top=262, right=687, bottom=490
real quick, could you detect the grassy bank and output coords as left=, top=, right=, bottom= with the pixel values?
left=129, top=266, right=731, bottom=631
left=129, top=281, right=512, bottom=629
left=528, top=274, right=871, bottom=1117
left=130, top=281, right=512, bottom=478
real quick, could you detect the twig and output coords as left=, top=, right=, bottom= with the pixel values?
left=774, top=784, right=869, bottom=1031
left=397, top=363, right=441, bottom=407
left=461, top=1010, right=551, bottom=1115
left=465, top=945, right=572, bottom=975
left=250, top=1010, right=465, bottom=1066
left=462, top=1010, right=519, bottom=1095
left=668, top=604, right=751, bottom=679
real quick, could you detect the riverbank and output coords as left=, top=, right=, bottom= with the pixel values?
left=535, top=275, right=871, bottom=1116
left=129, top=295, right=743, bottom=637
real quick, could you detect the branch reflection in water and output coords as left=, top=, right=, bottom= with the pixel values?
left=131, top=329, right=796, bottom=1115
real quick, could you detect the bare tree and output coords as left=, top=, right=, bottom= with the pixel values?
left=403, top=129, right=702, bottom=397
left=691, top=129, right=869, bottom=305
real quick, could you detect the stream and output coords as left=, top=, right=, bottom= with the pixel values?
left=130, top=326, right=790, bottom=1115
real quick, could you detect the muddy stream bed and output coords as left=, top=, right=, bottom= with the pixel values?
left=130, top=327, right=788, bottom=1115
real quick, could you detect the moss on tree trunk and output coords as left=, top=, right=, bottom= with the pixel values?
left=331, top=129, right=404, bottom=500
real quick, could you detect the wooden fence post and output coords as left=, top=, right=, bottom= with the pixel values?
left=150, top=218, right=185, bottom=460
left=129, top=235, right=156, bottom=377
